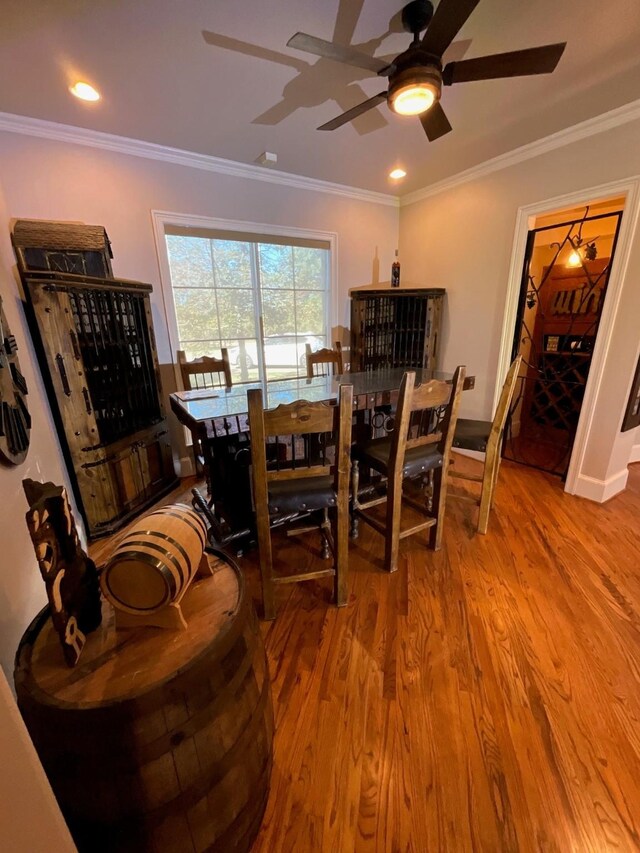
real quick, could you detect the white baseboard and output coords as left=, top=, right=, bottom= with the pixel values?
left=573, top=468, right=629, bottom=503
left=629, top=444, right=640, bottom=464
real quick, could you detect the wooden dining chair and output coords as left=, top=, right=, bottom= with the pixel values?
left=449, top=355, right=522, bottom=534
left=178, top=349, right=232, bottom=391
left=305, top=342, right=344, bottom=378
left=177, top=349, right=232, bottom=477
left=248, top=383, right=353, bottom=620
left=351, top=366, right=466, bottom=573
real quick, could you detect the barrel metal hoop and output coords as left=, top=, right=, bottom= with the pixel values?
left=134, top=529, right=194, bottom=579
left=145, top=507, right=207, bottom=548
left=122, top=538, right=188, bottom=587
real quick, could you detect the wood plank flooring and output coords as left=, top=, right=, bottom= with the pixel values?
left=90, top=457, right=640, bottom=852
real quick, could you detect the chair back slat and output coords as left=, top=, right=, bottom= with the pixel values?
left=306, top=342, right=344, bottom=378
left=409, top=378, right=451, bottom=413
left=261, top=399, right=337, bottom=437
left=178, top=349, right=232, bottom=390
left=269, top=464, right=332, bottom=482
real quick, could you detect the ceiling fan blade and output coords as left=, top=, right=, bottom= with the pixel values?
left=443, top=43, right=566, bottom=84
left=318, top=92, right=388, bottom=131
left=420, top=0, right=481, bottom=57
left=420, top=101, right=452, bottom=141
left=287, top=32, right=393, bottom=75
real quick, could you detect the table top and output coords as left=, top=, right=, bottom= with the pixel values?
left=170, top=368, right=474, bottom=425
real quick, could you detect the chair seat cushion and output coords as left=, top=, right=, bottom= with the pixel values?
left=453, top=418, right=492, bottom=452
left=268, top=476, right=336, bottom=515
left=353, top=437, right=443, bottom=479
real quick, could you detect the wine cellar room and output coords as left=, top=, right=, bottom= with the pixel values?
left=505, top=196, right=625, bottom=478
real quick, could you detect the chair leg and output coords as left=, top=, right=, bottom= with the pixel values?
left=384, top=476, right=403, bottom=573
left=334, top=503, right=349, bottom=607
left=350, top=459, right=360, bottom=540
left=255, top=509, right=276, bottom=620
left=490, top=456, right=502, bottom=509
left=477, top=458, right=498, bottom=535
left=320, top=507, right=331, bottom=559
left=428, top=465, right=448, bottom=551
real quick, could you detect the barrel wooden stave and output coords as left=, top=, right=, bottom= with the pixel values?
left=15, top=560, right=273, bottom=853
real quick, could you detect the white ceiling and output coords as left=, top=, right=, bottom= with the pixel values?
left=1, top=0, right=640, bottom=196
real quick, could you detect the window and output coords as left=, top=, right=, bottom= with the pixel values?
left=163, top=225, right=330, bottom=383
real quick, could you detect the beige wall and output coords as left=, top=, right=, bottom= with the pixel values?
left=0, top=131, right=398, bottom=679
left=0, top=669, right=76, bottom=852
left=400, top=117, right=640, bottom=488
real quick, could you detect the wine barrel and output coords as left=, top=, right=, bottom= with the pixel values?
left=14, top=554, right=273, bottom=853
left=101, top=503, right=207, bottom=614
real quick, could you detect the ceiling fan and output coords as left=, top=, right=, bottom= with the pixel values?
left=286, top=0, right=566, bottom=141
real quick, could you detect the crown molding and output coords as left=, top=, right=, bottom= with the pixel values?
left=0, top=111, right=399, bottom=208
left=401, top=98, right=640, bottom=207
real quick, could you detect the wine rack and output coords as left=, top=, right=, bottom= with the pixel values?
left=350, top=288, right=445, bottom=372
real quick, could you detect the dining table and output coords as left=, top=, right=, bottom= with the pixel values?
left=170, top=368, right=476, bottom=549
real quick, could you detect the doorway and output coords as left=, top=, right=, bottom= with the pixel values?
left=504, top=198, right=625, bottom=477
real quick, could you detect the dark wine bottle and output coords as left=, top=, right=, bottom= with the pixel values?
left=391, top=249, right=400, bottom=287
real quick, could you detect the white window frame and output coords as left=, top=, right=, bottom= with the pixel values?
left=151, top=210, right=338, bottom=388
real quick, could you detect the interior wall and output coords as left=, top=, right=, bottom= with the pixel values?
left=400, top=117, right=640, bottom=489
left=0, top=130, right=399, bottom=681
left=0, top=669, right=76, bottom=852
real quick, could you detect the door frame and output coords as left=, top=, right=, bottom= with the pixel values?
left=494, top=177, right=640, bottom=494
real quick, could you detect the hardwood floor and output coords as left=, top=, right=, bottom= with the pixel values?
left=90, top=457, right=640, bottom=852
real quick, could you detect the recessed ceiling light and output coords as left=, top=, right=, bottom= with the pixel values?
left=389, top=168, right=407, bottom=180
left=69, top=81, right=100, bottom=102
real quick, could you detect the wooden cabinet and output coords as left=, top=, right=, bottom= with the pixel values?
left=22, top=271, right=176, bottom=538
left=350, top=288, right=445, bottom=372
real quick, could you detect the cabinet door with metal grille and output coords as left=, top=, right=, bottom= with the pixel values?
left=349, top=288, right=445, bottom=372
left=23, top=272, right=176, bottom=537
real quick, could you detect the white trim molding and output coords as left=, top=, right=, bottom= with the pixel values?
left=494, top=176, right=640, bottom=496
left=401, top=98, right=640, bottom=206
left=0, top=111, right=398, bottom=208
left=630, top=444, right=640, bottom=464
left=574, top=469, right=629, bottom=503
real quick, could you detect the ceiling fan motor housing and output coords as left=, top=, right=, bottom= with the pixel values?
left=401, top=0, right=435, bottom=35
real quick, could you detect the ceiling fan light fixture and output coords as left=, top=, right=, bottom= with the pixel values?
left=388, top=66, right=441, bottom=116
left=391, top=81, right=438, bottom=115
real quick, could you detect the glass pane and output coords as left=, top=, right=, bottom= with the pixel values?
left=224, top=338, right=260, bottom=384
left=166, top=236, right=213, bottom=288
left=295, top=291, right=325, bottom=337
left=258, top=244, right=293, bottom=289
left=180, top=340, right=222, bottom=360
left=261, top=289, right=296, bottom=338
left=294, top=247, right=326, bottom=290
left=174, top=289, right=219, bottom=343
left=212, top=240, right=252, bottom=287
left=216, top=289, right=256, bottom=338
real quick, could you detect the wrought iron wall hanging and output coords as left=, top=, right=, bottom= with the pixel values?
left=0, top=295, right=31, bottom=464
